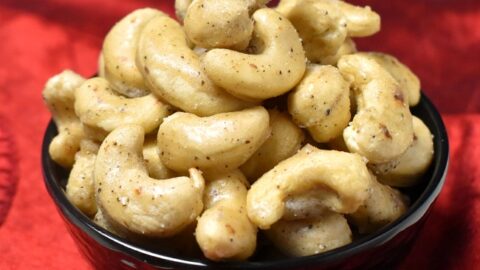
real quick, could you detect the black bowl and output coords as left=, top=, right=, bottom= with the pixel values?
left=42, top=93, right=449, bottom=270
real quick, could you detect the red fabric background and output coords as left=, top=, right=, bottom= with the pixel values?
left=0, top=0, right=479, bottom=269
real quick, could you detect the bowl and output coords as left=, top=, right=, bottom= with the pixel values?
left=42, top=93, right=449, bottom=270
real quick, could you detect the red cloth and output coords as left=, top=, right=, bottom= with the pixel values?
left=0, top=0, right=479, bottom=269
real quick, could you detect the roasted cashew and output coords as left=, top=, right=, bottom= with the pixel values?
left=247, top=144, right=371, bottom=229
left=288, top=64, right=350, bottom=143
left=74, top=77, right=170, bottom=134
left=137, top=15, right=252, bottom=116
left=143, top=135, right=176, bottom=180
left=158, top=106, right=270, bottom=173
left=357, top=52, right=421, bottom=106
left=103, top=8, right=165, bottom=97
left=203, top=8, right=306, bottom=101
left=196, top=170, right=257, bottom=261
left=43, top=70, right=86, bottom=168
left=66, top=140, right=99, bottom=217
left=372, top=116, right=434, bottom=187
left=94, top=125, right=205, bottom=237
left=266, top=212, right=352, bottom=256
left=320, top=38, right=357, bottom=66
left=349, top=174, right=408, bottom=233
left=175, top=0, right=193, bottom=22
left=338, top=54, right=414, bottom=164
left=241, top=110, right=304, bottom=181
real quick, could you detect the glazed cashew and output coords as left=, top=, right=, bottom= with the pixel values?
left=358, top=52, right=421, bottom=106
left=196, top=170, right=257, bottom=261
left=158, top=106, right=270, bottom=173
left=43, top=70, right=86, bottom=168
left=241, top=110, right=304, bottom=182
left=266, top=212, right=352, bottom=256
left=288, top=65, right=351, bottom=143
left=349, top=174, right=408, bottom=233
left=137, top=15, right=252, bottom=116
left=203, top=8, right=306, bottom=101
left=175, top=0, right=192, bottom=22
left=94, top=125, right=205, bottom=237
left=66, top=140, right=99, bottom=217
left=103, top=8, right=165, bottom=97
left=320, top=38, right=357, bottom=66
left=143, top=135, right=176, bottom=180
left=247, top=144, right=371, bottom=229
left=338, top=54, right=414, bottom=164
left=184, top=0, right=254, bottom=50
left=372, top=116, right=434, bottom=187
left=74, top=77, right=171, bottom=134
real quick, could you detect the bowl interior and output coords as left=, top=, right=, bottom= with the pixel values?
left=42, top=93, right=449, bottom=269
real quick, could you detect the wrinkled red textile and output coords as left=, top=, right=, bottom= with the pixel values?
left=0, top=0, right=479, bottom=269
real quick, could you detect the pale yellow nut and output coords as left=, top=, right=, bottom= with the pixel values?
left=175, top=0, right=193, bottom=22
left=203, top=8, right=306, bottom=101
left=74, top=77, right=170, bottom=134
left=338, top=54, right=414, bottom=164
left=358, top=52, right=421, bottom=106
left=266, top=212, right=352, bottom=257
left=241, top=110, right=304, bottom=182
left=335, top=1, right=380, bottom=37
left=196, top=170, right=257, bottom=261
left=66, top=140, right=99, bottom=217
left=247, top=144, right=371, bottom=229
left=372, top=116, right=434, bottom=187
left=184, top=0, right=254, bottom=50
left=42, top=70, right=86, bottom=168
left=158, top=106, right=270, bottom=173
left=319, top=38, right=357, bottom=66
left=103, top=8, right=165, bottom=97
left=288, top=64, right=350, bottom=143
left=143, top=134, right=176, bottom=180
left=137, top=15, right=252, bottom=116
left=349, top=173, right=408, bottom=234
left=95, top=125, right=205, bottom=237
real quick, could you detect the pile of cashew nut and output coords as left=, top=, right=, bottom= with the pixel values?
left=43, top=0, right=434, bottom=262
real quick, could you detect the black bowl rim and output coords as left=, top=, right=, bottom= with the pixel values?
left=42, top=93, right=449, bottom=269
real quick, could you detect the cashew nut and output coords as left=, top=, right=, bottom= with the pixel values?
left=338, top=53, right=414, bottom=164
left=175, top=0, right=193, bottom=22
left=320, top=38, right=357, bottom=66
left=372, top=116, right=434, bottom=187
left=283, top=190, right=328, bottom=221
left=288, top=64, right=351, bottom=143
left=66, top=140, right=99, bottom=217
left=241, top=110, right=304, bottom=181
left=158, top=106, right=270, bottom=173
left=357, top=52, right=421, bottom=106
left=43, top=70, right=86, bottom=168
left=196, top=170, right=257, bottom=261
left=247, top=144, right=371, bottom=229
left=184, top=0, right=254, bottom=50
left=203, top=8, right=306, bottom=101
left=137, top=15, right=252, bottom=116
left=94, top=125, right=205, bottom=237
left=74, top=77, right=171, bottom=134
left=349, top=174, right=408, bottom=233
left=266, top=212, right=352, bottom=256
left=103, top=8, right=165, bottom=97
left=143, top=135, right=176, bottom=180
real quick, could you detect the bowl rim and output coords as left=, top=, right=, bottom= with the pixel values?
left=42, top=93, right=449, bottom=269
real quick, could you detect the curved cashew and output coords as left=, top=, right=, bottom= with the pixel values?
left=66, top=140, right=99, bottom=217
left=143, top=135, right=176, bottom=180
left=137, top=15, right=252, bottom=116
left=247, top=144, right=371, bottom=229
left=103, top=8, right=165, bottom=97
left=320, top=38, right=357, bottom=66
left=349, top=174, right=408, bottom=233
left=357, top=52, right=421, bottom=106
left=203, top=8, right=306, bottom=101
left=158, top=106, right=270, bottom=173
left=266, top=212, right=352, bottom=256
left=184, top=0, right=254, bottom=50
left=288, top=65, right=351, bottom=143
left=338, top=54, right=414, bottom=164
left=196, top=170, right=257, bottom=261
left=175, top=0, right=193, bottom=22
left=94, top=125, right=205, bottom=237
left=372, top=116, right=434, bottom=187
left=241, top=110, right=304, bottom=181
left=74, top=77, right=171, bottom=134
left=42, top=70, right=86, bottom=168
left=335, top=0, right=380, bottom=37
